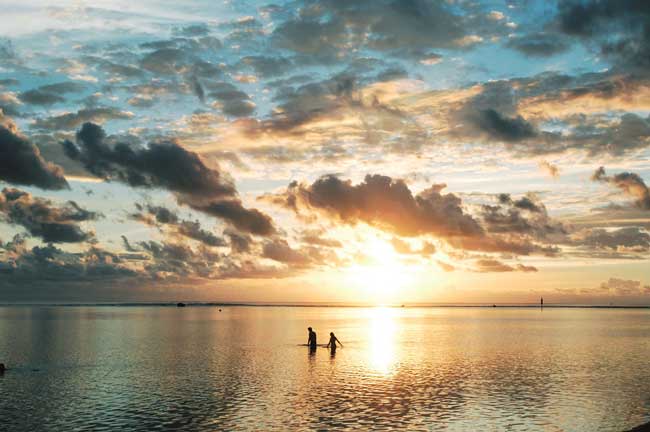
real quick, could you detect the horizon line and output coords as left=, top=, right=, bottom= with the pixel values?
left=1, top=302, right=649, bottom=309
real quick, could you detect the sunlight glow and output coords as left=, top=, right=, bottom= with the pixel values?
left=367, top=307, right=397, bottom=375
left=345, top=236, right=417, bottom=304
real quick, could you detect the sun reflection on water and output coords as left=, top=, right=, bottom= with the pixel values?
left=367, top=307, right=397, bottom=375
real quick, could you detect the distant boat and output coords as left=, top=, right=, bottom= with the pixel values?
left=177, top=302, right=186, bottom=307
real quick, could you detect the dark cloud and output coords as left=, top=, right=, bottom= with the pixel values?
left=225, top=229, right=253, bottom=253
left=32, top=107, right=134, bottom=130
left=557, top=0, right=650, bottom=70
left=239, top=56, right=292, bottom=78
left=209, top=86, right=255, bottom=117
left=0, top=78, right=19, bottom=87
left=189, top=76, right=205, bottom=103
left=497, top=194, right=543, bottom=213
left=262, top=239, right=311, bottom=265
left=19, top=90, right=65, bottom=106
left=140, top=48, right=190, bottom=74
left=65, top=122, right=235, bottom=198
left=565, top=113, right=650, bottom=156
left=481, top=194, right=566, bottom=245
left=91, top=58, right=145, bottom=78
left=472, top=109, right=537, bottom=142
left=131, top=203, right=226, bottom=247
left=64, top=123, right=274, bottom=235
left=0, top=188, right=98, bottom=243
left=271, top=0, right=483, bottom=61
left=506, top=32, right=571, bottom=57
left=0, top=238, right=138, bottom=288
left=592, top=167, right=650, bottom=210
left=186, top=200, right=274, bottom=236
left=0, top=122, right=69, bottom=190
left=137, top=239, right=220, bottom=278
left=141, top=204, right=179, bottom=225
left=177, top=220, right=226, bottom=247
left=243, top=73, right=407, bottom=145
left=445, top=73, right=650, bottom=156
left=19, top=82, right=86, bottom=106
left=574, top=227, right=650, bottom=253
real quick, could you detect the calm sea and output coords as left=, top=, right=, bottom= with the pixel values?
left=0, top=306, right=648, bottom=431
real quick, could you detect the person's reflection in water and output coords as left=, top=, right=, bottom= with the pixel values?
left=307, top=327, right=317, bottom=353
left=326, top=332, right=343, bottom=354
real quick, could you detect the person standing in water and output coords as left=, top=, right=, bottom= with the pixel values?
left=307, top=327, right=317, bottom=351
left=326, top=332, right=343, bottom=352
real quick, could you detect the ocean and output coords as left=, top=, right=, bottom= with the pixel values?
left=0, top=305, right=648, bottom=431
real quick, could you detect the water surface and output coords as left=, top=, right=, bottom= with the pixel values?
left=1, top=306, right=649, bottom=431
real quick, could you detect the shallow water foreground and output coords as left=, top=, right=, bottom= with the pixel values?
left=0, top=306, right=649, bottom=431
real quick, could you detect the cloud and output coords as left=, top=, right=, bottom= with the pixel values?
left=266, top=174, right=563, bottom=256
left=210, top=86, right=256, bottom=117
left=185, top=200, right=275, bottom=236
left=140, top=48, right=190, bottom=75
left=0, top=120, right=69, bottom=190
left=225, top=229, right=253, bottom=253
left=539, top=160, right=560, bottom=178
left=0, top=239, right=138, bottom=287
left=272, top=174, right=483, bottom=238
left=65, top=122, right=235, bottom=198
left=239, top=56, right=292, bottom=78
left=591, top=277, right=650, bottom=297
left=473, top=259, right=538, bottom=273
left=64, top=122, right=274, bottom=235
left=390, top=237, right=436, bottom=255
left=19, top=82, right=85, bottom=106
left=32, top=107, right=134, bottom=130
left=300, top=230, right=343, bottom=248
left=470, top=108, right=537, bottom=142
left=557, top=0, right=650, bottom=70
left=262, top=239, right=311, bottom=265
left=480, top=194, right=566, bottom=244
left=505, top=32, right=571, bottom=57
left=573, top=227, right=650, bottom=253
left=592, top=167, right=650, bottom=210
left=132, top=203, right=226, bottom=247
left=270, top=0, right=501, bottom=61
left=0, top=188, right=98, bottom=243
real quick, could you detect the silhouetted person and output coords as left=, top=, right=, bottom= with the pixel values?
left=307, top=327, right=317, bottom=352
left=541, top=297, right=544, bottom=308
left=326, top=332, right=342, bottom=352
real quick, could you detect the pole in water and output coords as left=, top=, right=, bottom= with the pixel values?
left=540, top=297, right=544, bottom=308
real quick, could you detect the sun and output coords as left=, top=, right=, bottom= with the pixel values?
left=345, top=236, right=415, bottom=303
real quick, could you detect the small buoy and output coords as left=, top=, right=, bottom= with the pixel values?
left=218, top=308, right=222, bottom=312
left=177, top=302, right=186, bottom=307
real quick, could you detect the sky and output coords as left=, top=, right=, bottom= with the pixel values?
left=0, top=0, right=649, bottom=304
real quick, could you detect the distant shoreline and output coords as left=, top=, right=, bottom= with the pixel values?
left=1, top=302, right=649, bottom=309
